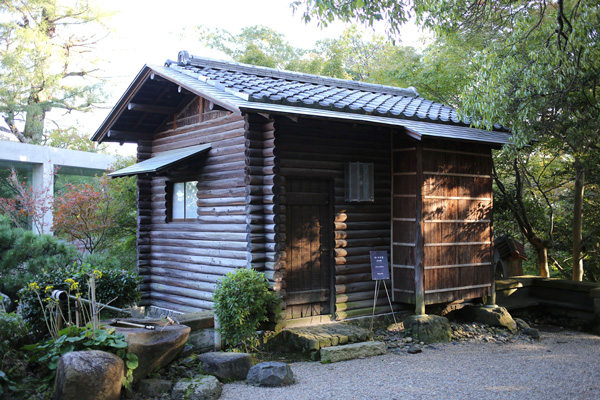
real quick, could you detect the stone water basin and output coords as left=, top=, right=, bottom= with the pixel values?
left=103, top=318, right=191, bottom=383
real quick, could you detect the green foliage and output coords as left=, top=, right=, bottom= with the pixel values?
left=23, top=325, right=138, bottom=390
left=213, top=268, right=277, bottom=351
left=0, top=216, right=77, bottom=306
left=197, top=25, right=307, bottom=70
left=0, top=312, right=30, bottom=355
left=0, top=369, right=16, bottom=396
left=43, top=127, right=108, bottom=153
left=0, top=0, right=110, bottom=143
left=18, top=261, right=141, bottom=339
left=292, top=0, right=410, bottom=37
left=102, top=157, right=137, bottom=269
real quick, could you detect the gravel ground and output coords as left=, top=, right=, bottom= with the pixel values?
left=220, top=328, right=600, bottom=400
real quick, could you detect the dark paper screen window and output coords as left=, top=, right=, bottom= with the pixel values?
left=345, top=162, right=374, bottom=202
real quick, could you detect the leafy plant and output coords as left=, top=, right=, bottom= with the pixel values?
left=19, top=262, right=141, bottom=340
left=0, top=370, right=16, bottom=396
left=24, top=325, right=138, bottom=390
left=213, top=268, right=277, bottom=352
left=0, top=312, right=31, bottom=359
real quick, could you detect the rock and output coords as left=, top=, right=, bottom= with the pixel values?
left=198, top=352, right=252, bottom=381
left=407, top=347, right=422, bottom=354
left=105, top=319, right=191, bottom=383
left=172, top=375, right=222, bottom=400
left=386, top=322, right=403, bottom=332
left=54, top=350, right=123, bottom=400
left=247, top=361, right=294, bottom=387
left=136, top=378, right=172, bottom=397
left=453, top=306, right=518, bottom=333
left=403, top=315, right=452, bottom=344
left=514, top=318, right=531, bottom=330
left=188, top=329, right=215, bottom=352
left=522, top=327, right=540, bottom=339
left=320, top=341, right=387, bottom=363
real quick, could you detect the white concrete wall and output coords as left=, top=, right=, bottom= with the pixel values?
left=0, top=141, right=117, bottom=234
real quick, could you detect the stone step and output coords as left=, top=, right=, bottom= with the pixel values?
left=264, top=323, right=373, bottom=354
left=320, top=341, right=387, bottom=363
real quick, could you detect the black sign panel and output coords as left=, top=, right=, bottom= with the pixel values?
left=370, top=251, right=390, bottom=280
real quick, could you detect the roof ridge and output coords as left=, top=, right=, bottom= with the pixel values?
left=167, top=51, right=419, bottom=98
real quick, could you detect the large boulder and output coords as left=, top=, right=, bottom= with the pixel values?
left=320, top=341, right=387, bottom=363
left=172, top=375, right=222, bottom=400
left=104, top=319, right=191, bottom=383
left=198, top=352, right=252, bottom=381
left=454, top=306, right=517, bottom=333
left=54, top=350, right=123, bottom=400
left=247, top=361, right=294, bottom=387
left=403, top=315, right=452, bottom=344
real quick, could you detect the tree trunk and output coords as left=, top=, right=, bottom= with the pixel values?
left=531, top=237, right=550, bottom=277
left=23, top=93, right=46, bottom=144
left=572, top=158, right=585, bottom=281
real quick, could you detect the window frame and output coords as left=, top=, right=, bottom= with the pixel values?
left=167, top=180, right=198, bottom=223
left=344, top=161, right=375, bottom=203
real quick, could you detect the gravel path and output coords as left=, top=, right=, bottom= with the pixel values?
left=221, top=329, right=600, bottom=400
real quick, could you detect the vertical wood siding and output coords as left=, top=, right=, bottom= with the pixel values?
left=421, top=140, right=493, bottom=304
left=391, top=137, right=494, bottom=306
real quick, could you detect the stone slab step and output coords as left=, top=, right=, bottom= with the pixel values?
left=320, top=341, right=387, bottom=363
left=283, top=324, right=373, bottom=352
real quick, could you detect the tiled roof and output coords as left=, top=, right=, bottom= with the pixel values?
left=92, top=51, right=510, bottom=144
left=165, top=52, right=504, bottom=130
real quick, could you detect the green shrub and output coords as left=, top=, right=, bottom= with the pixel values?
left=0, top=312, right=30, bottom=355
left=18, top=261, right=141, bottom=339
left=0, top=217, right=77, bottom=309
left=213, top=268, right=277, bottom=351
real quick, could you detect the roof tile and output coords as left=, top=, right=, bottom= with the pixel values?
left=164, top=54, right=508, bottom=133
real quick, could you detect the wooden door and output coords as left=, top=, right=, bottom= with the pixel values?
left=284, top=178, right=333, bottom=319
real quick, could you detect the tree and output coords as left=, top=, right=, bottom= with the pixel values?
left=197, top=25, right=307, bottom=70
left=52, top=157, right=137, bottom=263
left=0, top=0, right=109, bottom=144
left=53, top=178, right=114, bottom=254
left=0, top=168, right=55, bottom=232
left=0, top=215, right=77, bottom=311
left=44, top=126, right=107, bottom=152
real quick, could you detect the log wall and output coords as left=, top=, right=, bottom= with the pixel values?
left=272, top=117, right=404, bottom=320
left=139, top=109, right=247, bottom=313
left=137, top=139, right=153, bottom=308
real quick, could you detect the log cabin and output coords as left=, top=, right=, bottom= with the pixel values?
left=93, top=51, right=510, bottom=325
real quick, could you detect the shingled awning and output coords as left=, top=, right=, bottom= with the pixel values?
left=108, top=144, right=211, bottom=177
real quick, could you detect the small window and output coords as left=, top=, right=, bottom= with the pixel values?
left=345, top=162, right=374, bottom=202
left=170, top=180, right=198, bottom=222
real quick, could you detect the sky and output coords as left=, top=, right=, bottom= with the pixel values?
left=66, top=0, right=426, bottom=156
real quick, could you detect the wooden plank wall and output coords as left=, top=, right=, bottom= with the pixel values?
left=421, top=139, right=493, bottom=304
left=273, top=117, right=404, bottom=320
left=391, top=135, right=418, bottom=304
left=138, top=109, right=248, bottom=313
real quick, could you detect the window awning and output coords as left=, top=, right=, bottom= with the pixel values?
left=109, top=143, right=211, bottom=177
